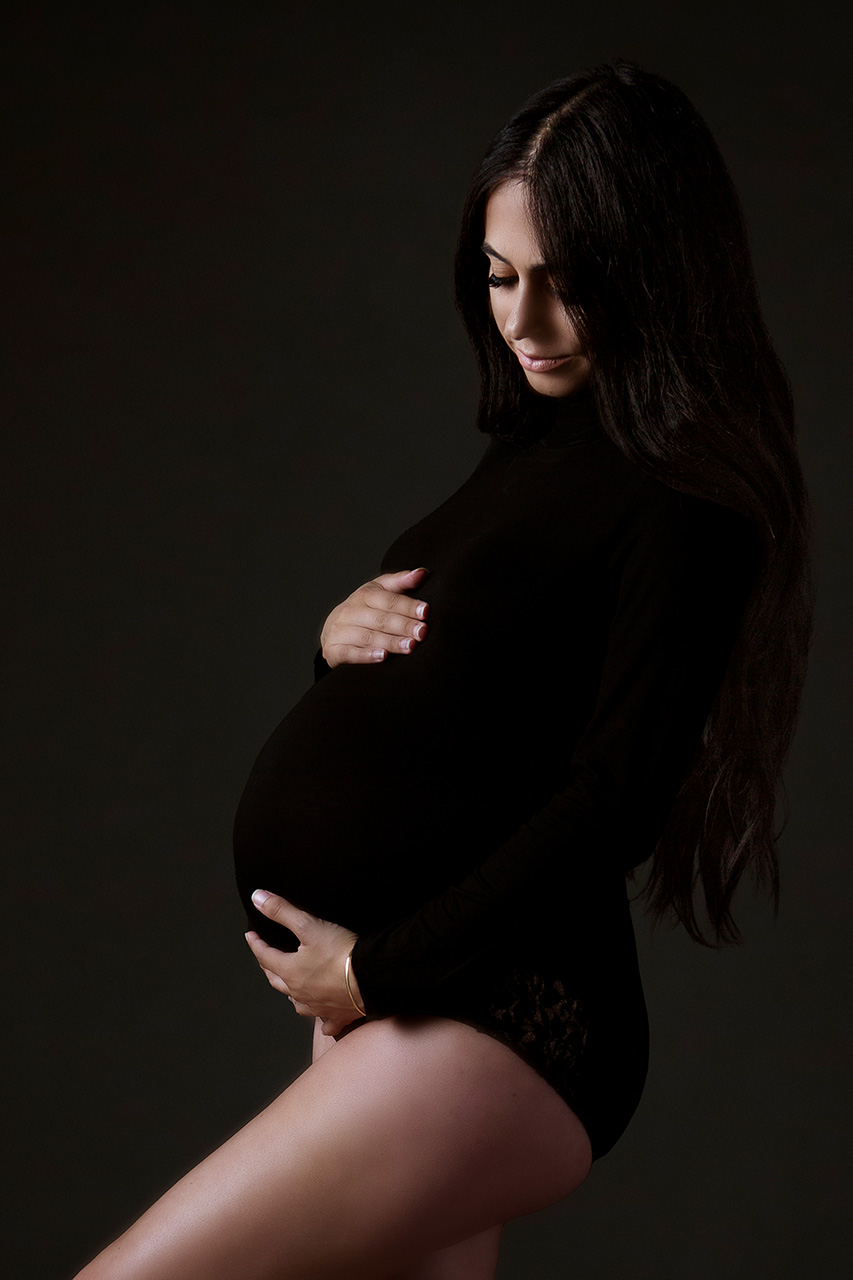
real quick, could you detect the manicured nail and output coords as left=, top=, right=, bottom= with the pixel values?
left=416, top=602, right=429, bottom=619
left=413, top=623, right=426, bottom=640
left=370, top=649, right=385, bottom=661
left=400, top=638, right=412, bottom=651
left=252, top=889, right=269, bottom=907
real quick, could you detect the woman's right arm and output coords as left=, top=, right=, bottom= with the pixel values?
left=313, top=566, right=431, bottom=680
left=348, top=491, right=761, bottom=1016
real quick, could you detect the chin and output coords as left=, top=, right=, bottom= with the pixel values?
left=525, top=367, right=590, bottom=397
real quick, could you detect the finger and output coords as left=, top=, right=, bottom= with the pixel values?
left=245, top=930, right=266, bottom=965
left=350, top=600, right=429, bottom=636
left=263, top=968, right=291, bottom=996
left=322, top=642, right=388, bottom=666
left=362, top=577, right=431, bottom=622
left=261, top=966, right=289, bottom=991
left=327, top=615, right=428, bottom=660
left=245, top=929, right=297, bottom=983
left=251, top=890, right=316, bottom=938
left=373, top=567, right=430, bottom=595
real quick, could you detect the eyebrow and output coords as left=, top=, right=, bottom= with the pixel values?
left=481, top=241, right=548, bottom=272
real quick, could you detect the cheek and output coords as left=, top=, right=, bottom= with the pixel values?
left=552, top=318, right=575, bottom=354
left=557, top=308, right=582, bottom=350
left=489, top=294, right=508, bottom=335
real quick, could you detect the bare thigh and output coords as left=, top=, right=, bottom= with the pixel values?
left=74, top=1016, right=592, bottom=1280
left=313, top=1019, right=504, bottom=1280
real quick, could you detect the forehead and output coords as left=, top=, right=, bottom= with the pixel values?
left=483, top=180, right=541, bottom=262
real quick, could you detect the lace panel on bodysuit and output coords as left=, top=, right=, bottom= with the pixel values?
left=472, top=967, right=590, bottom=1111
left=333, top=964, right=590, bottom=1114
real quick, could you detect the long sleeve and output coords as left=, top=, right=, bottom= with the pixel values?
left=350, top=488, right=760, bottom=1017
left=313, top=644, right=333, bottom=682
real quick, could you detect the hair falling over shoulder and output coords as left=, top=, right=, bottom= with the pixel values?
left=453, top=59, right=817, bottom=944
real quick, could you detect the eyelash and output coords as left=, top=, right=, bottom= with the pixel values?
left=487, top=272, right=560, bottom=298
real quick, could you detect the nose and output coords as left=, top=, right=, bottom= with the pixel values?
left=504, top=280, right=545, bottom=345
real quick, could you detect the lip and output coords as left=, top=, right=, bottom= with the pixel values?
left=514, top=349, right=574, bottom=372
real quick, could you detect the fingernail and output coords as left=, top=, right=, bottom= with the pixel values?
left=416, top=602, right=429, bottom=619
left=252, top=889, right=269, bottom=907
left=370, top=649, right=385, bottom=661
left=413, top=566, right=429, bottom=574
left=413, top=623, right=426, bottom=640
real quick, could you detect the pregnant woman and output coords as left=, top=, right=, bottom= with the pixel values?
left=75, top=60, right=813, bottom=1280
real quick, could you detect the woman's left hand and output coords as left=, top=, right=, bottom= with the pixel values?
left=244, top=889, right=366, bottom=1038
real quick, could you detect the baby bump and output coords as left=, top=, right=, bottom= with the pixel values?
left=232, top=651, right=544, bottom=950
left=232, top=679, right=490, bottom=949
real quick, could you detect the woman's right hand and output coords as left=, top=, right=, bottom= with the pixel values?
left=319, top=567, right=431, bottom=668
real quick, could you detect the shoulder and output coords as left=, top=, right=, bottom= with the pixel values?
left=609, top=466, right=760, bottom=589
left=621, top=463, right=754, bottom=538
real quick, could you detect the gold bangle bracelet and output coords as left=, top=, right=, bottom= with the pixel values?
left=345, top=952, right=366, bottom=1017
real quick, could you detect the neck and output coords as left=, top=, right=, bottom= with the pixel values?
left=527, top=385, right=601, bottom=448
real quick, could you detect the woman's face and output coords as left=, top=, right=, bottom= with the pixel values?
left=483, top=179, right=590, bottom=398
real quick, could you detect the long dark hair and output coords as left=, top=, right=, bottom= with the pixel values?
left=454, top=60, right=816, bottom=945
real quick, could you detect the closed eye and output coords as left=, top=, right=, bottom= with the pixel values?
left=487, top=272, right=561, bottom=299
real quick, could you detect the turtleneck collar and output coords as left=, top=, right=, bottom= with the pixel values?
left=527, top=385, right=602, bottom=448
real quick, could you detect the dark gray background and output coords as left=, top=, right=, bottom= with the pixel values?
left=3, top=4, right=850, bottom=1277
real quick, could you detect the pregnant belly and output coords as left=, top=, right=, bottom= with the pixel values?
left=232, top=656, right=517, bottom=951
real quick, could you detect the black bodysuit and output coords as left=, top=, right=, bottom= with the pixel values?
left=233, top=387, right=758, bottom=1160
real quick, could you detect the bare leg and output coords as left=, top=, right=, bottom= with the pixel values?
left=391, top=1226, right=504, bottom=1280
left=74, top=1016, right=591, bottom=1280
left=313, top=1018, right=503, bottom=1280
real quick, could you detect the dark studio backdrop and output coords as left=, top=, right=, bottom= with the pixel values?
left=3, top=4, right=850, bottom=1277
